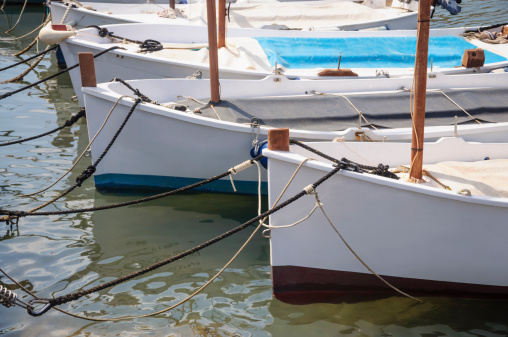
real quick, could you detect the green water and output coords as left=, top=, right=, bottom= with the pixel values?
left=2, top=2, right=508, bottom=336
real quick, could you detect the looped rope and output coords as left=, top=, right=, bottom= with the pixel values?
left=97, top=27, right=110, bottom=38
left=27, top=161, right=340, bottom=316
left=75, top=165, right=96, bottom=187
left=290, top=139, right=399, bottom=180
left=138, top=39, right=163, bottom=53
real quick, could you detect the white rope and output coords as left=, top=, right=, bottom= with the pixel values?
left=210, top=104, right=221, bottom=120
left=312, top=91, right=378, bottom=130
left=228, top=159, right=255, bottom=192
left=0, top=13, right=49, bottom=42
left=314, top=192, right=422, bottom=303
left=5, top=0, right=28, bottom=33
left=15, top=95, right=135, bottom=200
left=303, top=184, right=315, bottom=194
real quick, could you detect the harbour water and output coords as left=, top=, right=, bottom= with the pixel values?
left=1, top=1, right=508, bottom=336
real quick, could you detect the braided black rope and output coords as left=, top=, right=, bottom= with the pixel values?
left=1, top=99, right=140, bottom=223
left=28, top=164, right=343, bottom=315
left=138, top=39, right=163, bottom=53
left=87, top=26, right=163, bottom=53
left=0, top=46, right=125, bottom=101
left=110, top=78, right=153, bottom=103
left=0, top=45, right=59, bottom=73
left=0, top=108, right=85, bottom=147
left=1, top=156, right=262, bottom=220
left=87, top=25, right=143, bottom=44
left=289, top=139, right=399, bottom=180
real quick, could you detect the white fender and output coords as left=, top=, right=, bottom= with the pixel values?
left=38, top=23, right=76, bottom=45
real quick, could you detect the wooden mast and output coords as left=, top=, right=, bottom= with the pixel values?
left=218, top=0, right=226, bottom=48
left=408, top=0, right=431, bottom=181
left=206, top=0, right=221, bottom=103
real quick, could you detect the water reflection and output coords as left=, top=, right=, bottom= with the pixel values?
left=2, top=1, right=508, bottom=336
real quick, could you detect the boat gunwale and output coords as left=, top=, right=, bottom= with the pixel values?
left=263, top=144, right=508, bottom=207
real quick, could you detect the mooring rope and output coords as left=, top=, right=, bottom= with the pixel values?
left=31, top=99, right=141, bottom=211
left=0, top=108, right=85, bottom=147
left=12, top=11, right=49, bottom=57
left=1, top=45, right=51, bottom=84
left=0, top=46, right=124, bottom=101
left=20, top=164, right=342, bottom=317
left=4, top=0, right=28, bottom=34
left=18, top=96, right=133, bottom=198
left=0, top=13, right=50, bottom=42
left=313, top=192, right=422, bottom=302
left=14, top=36, right=39, bottom=57
left=87, top=26, right=163, bottom=52
left=23, top=159, right=264, bottom=321
left=0, top=158, right=261, bottom=221
left=0, top=44, right=58, bottom=73
left=289, top=139, right=399, bottom=180
left=0, top=98, right=140, bottom=225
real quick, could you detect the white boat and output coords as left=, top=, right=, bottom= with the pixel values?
left=58, top=22, right=508, bottom=106
left=81, top=71, right=508, bottom=194
left=49, top=0, right=419, bottom=31
left=263, top=136, right=508, bottom=303
left=263, top=0, right=508, bottom=303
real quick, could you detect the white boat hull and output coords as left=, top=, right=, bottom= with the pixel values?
left=61, top=23, right=508, bottom=106
left=82, top=73, right=508, bottom=193
left=264, top=138, right=508, bottom=303
left=50, top=0, right=418, bottom=30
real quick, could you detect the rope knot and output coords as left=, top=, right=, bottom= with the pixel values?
left=98, top=28, right=110, bottom=38
left=303, top=184, right=315, bottom=194
left=76, top=165, right=96, bottom=186
left=139, top=39, right=163, bottom=53
left=228, top=160, right=254, bottom=175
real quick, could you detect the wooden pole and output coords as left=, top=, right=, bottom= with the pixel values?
left=408, top=0, right=431, bottom=181
left=169, top=0, right=175, bottom=9
left=268, top=129, right=290, bottom=151
left=218, top=0, right=226, bottom=48
left=206, top=0, right=221, bottom=104
left=78, top=52, right=96, bottom=88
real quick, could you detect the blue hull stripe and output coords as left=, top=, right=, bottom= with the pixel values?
left=94, top=174, right=268, bottom=195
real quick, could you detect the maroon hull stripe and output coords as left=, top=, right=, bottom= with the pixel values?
left=272, top=266, right=508, bottom=304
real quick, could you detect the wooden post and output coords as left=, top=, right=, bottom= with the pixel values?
left=206, top=0, right=220, bottom=104
left=78, top=52, right=97, bottom=88
left=169, top=0, right=175, bottom=9
left=408, top=0, right=431, bottom=181
left=218, top=0, right=226, bottom=48
left=268, top=129, right=290, bottom=151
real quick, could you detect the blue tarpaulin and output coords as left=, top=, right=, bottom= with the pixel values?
left=254, top=36, right=507, bottom=69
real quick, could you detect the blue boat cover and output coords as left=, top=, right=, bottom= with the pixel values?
left=253, top=36, right=507, bottom=69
